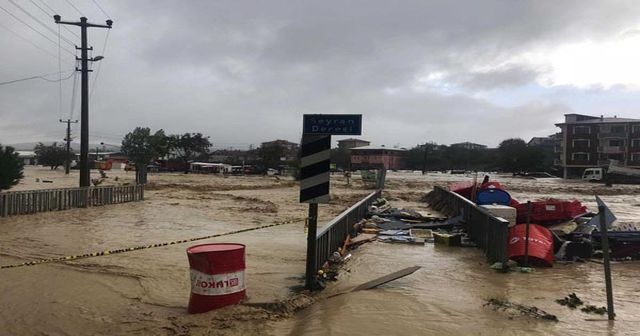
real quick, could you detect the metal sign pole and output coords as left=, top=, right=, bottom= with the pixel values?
left=305, top=203, right=319, bottom=290
left=300, top=114, right=362, bottom=291
left=523, top=201, right=532, bottom=267
left=599, top=205, right=615, bottom=320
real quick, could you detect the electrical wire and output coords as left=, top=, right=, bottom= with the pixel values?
left=64, top=0, right=83, bottom=16
left=0, top=21, right=58, bottom=58
left=0, top=70, right=74, bottom=86
left=58, top=24, right=63, bottom=120
left=28, top=0, right=80, bottom=39
left=90, top=29, right=110, bottom=101
left=90, top=0, right=110, bottom=18
left=7, top=0, right=76, bottom=47
left=0, top=4, right=76, bottom=57
left=69, top=67, right=79, bottom=119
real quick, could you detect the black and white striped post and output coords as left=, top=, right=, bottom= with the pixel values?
left=300, top=135, right=331, bottom=290
left=300, top=114, right=362, bottom=290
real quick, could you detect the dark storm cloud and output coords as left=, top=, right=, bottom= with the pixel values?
left=1, top=0, right=639, bottom=148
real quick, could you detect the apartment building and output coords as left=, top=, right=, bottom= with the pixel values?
left=555, top=114, right=640, bottom=178
left=350, top=145, right=406, bottom=170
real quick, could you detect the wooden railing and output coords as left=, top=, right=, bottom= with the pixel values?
left=0, top=185, right=145, bottom=217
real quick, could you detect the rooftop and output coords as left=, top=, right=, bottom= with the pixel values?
left=351, top=145, right=406, bottom=151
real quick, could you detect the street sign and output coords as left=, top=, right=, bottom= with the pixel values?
left=303, top=114, right=362, bottom=135
left=299, top=135, right=331, bottom=203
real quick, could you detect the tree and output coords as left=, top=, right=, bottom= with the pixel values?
left=168, top=133, right=212, bottom=173
left=0, top=144, right=24, bottom=191
left=121, top=127, right=168, bottom=184
left=330, top=147, right=351, bottom=170
left=497, top=138, right=545, bottom=174
left=258, top=142, right=286, bottom=171
left=34, top=142, right=69, bottom=170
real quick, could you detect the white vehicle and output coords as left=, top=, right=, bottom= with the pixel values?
left=582, top=160, right=640, bottom=184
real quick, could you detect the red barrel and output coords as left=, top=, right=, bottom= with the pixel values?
left=187, top=243, right=246, bottom=314
left=508, top=224, right=554, bottom=267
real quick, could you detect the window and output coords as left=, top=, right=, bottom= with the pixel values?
left=609, top=139, right=623, bottom=147
left=572, top=152, right=589, bottom=161
left=633, top=139, right=640, bottom=148
left=633, top=125, right=640, bottom=133
left=632, top=153, right=640, bottom=162
left=572, top=139, right=590, bottom=148
left=573, top=126, right=591, bottom=135
left=611, top=126, right=625, bottom=133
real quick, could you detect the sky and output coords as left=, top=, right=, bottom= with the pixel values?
left=1, top=0, right=640, bottom=149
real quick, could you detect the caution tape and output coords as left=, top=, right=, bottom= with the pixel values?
left=1, top=218, right=306, bottom=270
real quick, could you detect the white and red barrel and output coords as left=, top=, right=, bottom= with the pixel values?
left=186, top=243, right=246, bottom=314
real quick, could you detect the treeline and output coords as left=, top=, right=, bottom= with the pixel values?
left=404, top=138, right=557, bottom=173
left=331, top=138, right=557, bottom=174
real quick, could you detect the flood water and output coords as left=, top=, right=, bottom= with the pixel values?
left=2, top=168, right=640, bottom=335
left=273, top=173, right=640, bottom=336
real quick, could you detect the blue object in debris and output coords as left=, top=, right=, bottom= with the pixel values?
left=476, top=188, right=511, bottom=206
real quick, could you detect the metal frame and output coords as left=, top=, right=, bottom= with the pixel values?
left=314, top=189, right=381, bottom=272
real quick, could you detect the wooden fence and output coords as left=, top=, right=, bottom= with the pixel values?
left=0, top=185, right=145, bottom=217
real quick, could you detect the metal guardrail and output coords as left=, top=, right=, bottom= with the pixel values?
left=430, top=186, right=509, bottom=264
left=314, top=189, right=381, bottom=272
left=0, top=184, right=145, bottom=217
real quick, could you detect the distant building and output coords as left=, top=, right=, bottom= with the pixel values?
left=16, top=151, right=36, bottom=165
left=260, top=139, right=299, bottom=162
left=350, top=145, right=406, bottom=170
left=337, top=138, right=371, bottom=150
left=450, top=142, right=487, bottom=150
left=555, top=113, right=640, bottom=178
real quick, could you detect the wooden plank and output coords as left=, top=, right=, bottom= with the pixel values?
left=351, top=266, right=421, bottom=292
left=348, top=233, right=377, bottom=246
left=326, top=266, right=422, bottom=299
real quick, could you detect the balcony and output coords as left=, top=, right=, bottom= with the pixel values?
left=598, top=145, right=625, bottom=154
left=598, top=132, right=627, bottom=139
left=597, top=160, right=610, bottom=166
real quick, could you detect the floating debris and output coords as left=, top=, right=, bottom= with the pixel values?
left=484, top=298, right=558, bottom=321
left=556, top=293, right=584, bottom=309
left=581, top=305, right=609, bottom=315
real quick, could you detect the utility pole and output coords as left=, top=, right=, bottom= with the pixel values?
left=59, top=118, right=78, bottom=174
left=54, top=15, right=112, bottom=187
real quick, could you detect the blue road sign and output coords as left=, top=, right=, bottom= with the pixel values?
left=303, top=114, right=362, bottom=135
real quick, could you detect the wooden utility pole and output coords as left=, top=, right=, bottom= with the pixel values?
left=59, top=118, right=78, bottom=174
left=54, top=15, right=112, bottom=187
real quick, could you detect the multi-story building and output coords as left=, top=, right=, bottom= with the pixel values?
left=555, top=114, right=640, bottom=178
left=450, top=142, right=487, bottom=150
left=528, top=133, right=563, bottom=169
left=260, top=139, right=300, bottom=162
left=337, top=138, right=371, bottom=149
left=350, top=145, right=406, bottom=170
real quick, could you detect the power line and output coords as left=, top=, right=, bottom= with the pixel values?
left=58, top=24, right=63, bottom=120
left=8, top=0, right=76, bottom=47
left=90, top=29, right=110, bottom=101
left=90, top=0, right=110, bottom=18
left=28, top=0, right=80, bottom=39
left=0, top=70, right=75, bottom=86
left=69, top=67, right=79, bottom=119
left=0, top=21, right=58, bottom=58
left=0, top=4, right=76, bottom=57
left=64, top=0, right=83, bottom=16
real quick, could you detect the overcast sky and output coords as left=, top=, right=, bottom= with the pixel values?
left=1, top=0, right=640, bottom=149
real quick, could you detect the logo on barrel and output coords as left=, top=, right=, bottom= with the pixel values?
left=190, top=269, right=245, bottom=296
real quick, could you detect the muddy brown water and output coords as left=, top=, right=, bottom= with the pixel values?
left=2, top=168, right=640, bottom=335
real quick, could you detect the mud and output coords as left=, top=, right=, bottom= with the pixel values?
left=2, top=168, right=640, bottom=335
